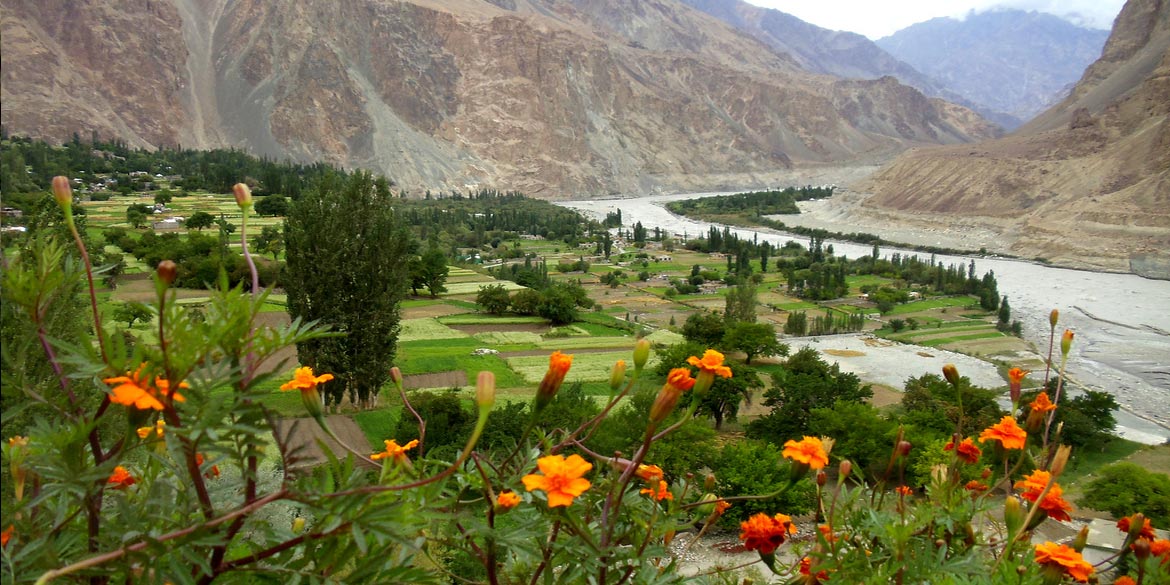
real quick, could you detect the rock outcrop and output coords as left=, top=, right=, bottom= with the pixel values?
left=861, top=0, right=1170, bottom=275
left=1, top=0, right=998, bottom=196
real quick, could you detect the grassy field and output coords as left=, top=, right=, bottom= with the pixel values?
left=399, top=318, right=471, bottom=342
left=506, top=350, right=657, bottom=384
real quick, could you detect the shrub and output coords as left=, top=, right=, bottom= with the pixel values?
left=1079, top=462, right=1170, bottom=527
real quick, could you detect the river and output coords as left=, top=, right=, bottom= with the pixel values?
left=557, top=192, right=1170, bottom=444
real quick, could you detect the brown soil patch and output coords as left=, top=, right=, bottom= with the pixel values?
left=403, top=371, right=467, bottom=390
left=272, top=415, right=375, bottom=474
left=824, top=349, right=865, bottom=357
left=867, top=384, right=904, bottom=409
left=402, top=304, right=470, bottom=319
left=112, top=275, right=219, bottom=303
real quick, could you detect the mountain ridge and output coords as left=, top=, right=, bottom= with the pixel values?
left=0, top=0, right=998, bottom=197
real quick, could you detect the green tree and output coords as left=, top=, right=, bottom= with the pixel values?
left=536, top=282, right=580, bottom=325
left=723, top=283, right=758, bottom=324
left=113, top=302, right=153, bottom=328
left=748, top=346, right=872, bottom=444
left=723, top=322, right=786, bottom=364
left=184, top=211, right=215, bottom=231
left=1078, top=463, right=1170, bottom=527
left=476, top=284, right=512, bottom=314
left=681, top=311, right=726, bottom=348
left=419, top=247, right=449, bottom=298
left=153, top=189, right=173, bottom=206
left=251, top=225, right=284, bottom=260
left=900, top=373, right=1004, bottom=438
left=126, top=207, right=148, bottom=229
left=284, top=171, right=415, bottom=408
left=254, top=194, right=290, bottom=217
left=784, top=311, right=808, bottom=336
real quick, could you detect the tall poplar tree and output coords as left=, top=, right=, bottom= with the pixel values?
left=284, top=171, right=415, bottom=409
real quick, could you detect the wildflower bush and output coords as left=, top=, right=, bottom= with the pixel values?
left=2, top=178, right=1168, bottom=584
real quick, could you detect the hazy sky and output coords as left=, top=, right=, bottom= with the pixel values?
left=744, top=0, right=1126, bottom=40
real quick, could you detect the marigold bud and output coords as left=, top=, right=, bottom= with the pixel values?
left=695, top=492, right=719, bottom=517
left=897, top=441, right=912, bottom=457
left=535, top=351, right=572, bottom=411
left=389, top=367, right=404, bottom=387
left=1072, top=526, right=1089, bottom=552
left=816, top=470, right=827, bottom=487
left=942, top=363, right=960, bottom=386
left=633, top=338, right=650, bottom=372
left=156, top=260, right=178, bottom=286
left=1133, top=537, right=1151, bottom=560
left=1049, top=445, right=1071, bottom=478
left=1124, top=513, right=1147, bottom=541
left=476, top=371, right=495, bottom=410
left=51, top=176, right=73, bottom=207
left=838, top=459, right=852, bottom=482
left=1049, top=309, right=1059, bottom=328
left=232, top=183, right=253, bottom=209
left=609, top=360, right=627, bottom=391
left=1004, top=496, right=1024, bottom=536
left=704, top=472, right=716, bottom=492
left=1061, top=329, right=1074, bottom=356
left=649, top=384, right=684, bottom=426
left=292, top=517, right=305, bottom=534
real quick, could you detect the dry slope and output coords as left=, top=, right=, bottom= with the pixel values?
left=859, top=0, right=1170, bottom=277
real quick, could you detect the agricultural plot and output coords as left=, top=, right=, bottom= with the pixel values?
left=441, top=280, right=527, bottom=295
left=399, top=318, right=471, bottom=342
left=473, top=331, right=543, bottom=346
left=507, top=350, right=658, bottom=384
left=439, top=314, right=546, bottom=325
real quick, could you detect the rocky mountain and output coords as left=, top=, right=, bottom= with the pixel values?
left=0, top=0, right=998, bottom=197
left=860, top=0, right=1169, bottom=276
left=678, top=0, right=1018, bottom=129
left=877, top=9, right=1111, bottom=125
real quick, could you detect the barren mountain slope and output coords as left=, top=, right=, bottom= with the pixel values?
left=859, top=0, right=1170, bottom=276
left=1, top=0, right=997, bottom=196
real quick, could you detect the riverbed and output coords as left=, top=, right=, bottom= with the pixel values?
left=557, top=186, right=1170, bottom=444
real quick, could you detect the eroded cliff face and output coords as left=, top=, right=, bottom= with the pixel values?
left=861, top=0, right=1170, bottom=275
left=1, top=0, right=997, bottom=196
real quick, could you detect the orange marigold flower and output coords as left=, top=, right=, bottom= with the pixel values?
left=522, top=454, right=592, bottom=507
left=965, top=480, right=989, bottom=492
left=640, top=480, right=673, bottom=501
left=107, top=466, right=136, bottom=489
left=799, top=556, right=830, bottom=582
left=1015, top=470, right=1072, bottom=522
left=536, top=351, right=574, bottom=409
left=1030, top=392, right=1056, bottom=413
left=1150, top=538, right=1170, bottom=561
left=195, top=453, right=220, bottom=479
left=739, top=512, right=797, bottom=555
left=371, top=439, right=419, bottom=463
left=1034, top=541, right=1093, bottom=582
left=1, top=525, right=12, bottom=548
left=1117, top=515, right=1156, bottom=541
left=944, top=437, right=982, bottom=464
left=687, top=349, right=733, bottom=378
left=714, top=500, right=731, bottom=517
left=979, top=416, right=1027, bottom=450
left=636, top=464, right=664, bottom=482
left=1008, top=367, right=1029, bottom=385
left=817, top=524, right=837, bottom=543
left=896, top=485, right=913, bottom=496
left=280, top=366, right=334, bottom=393
left=649, top=368, right=696, bottom=424
left=496, top=490, right=521, bottom=510
left=666, top=367, right=696, bottom=392
left=1113, top=577, right=1136, bottom=585
left=104, top=363, right=188, bottom=410
left=782, top=436, right=829, bottom=470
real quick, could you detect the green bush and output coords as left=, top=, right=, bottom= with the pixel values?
left=1079, top=462, right=1170, bottom=527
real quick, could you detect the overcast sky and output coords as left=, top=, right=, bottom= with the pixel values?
left=743, top=0, right=1126, bottom=40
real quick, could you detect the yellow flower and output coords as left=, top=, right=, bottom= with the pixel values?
left=279, top=366, right=334, bottom=393
left=137, top=419, right=166, bottom=440
left=640, top=480, right=673, bottom=501
left=521, top=454, right=592, bottom=507
left=782, top=436, right=829, bottom=470
left=978, top=416, right=1027, bottom=450
left=371, top=439, right=419, bottom=463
